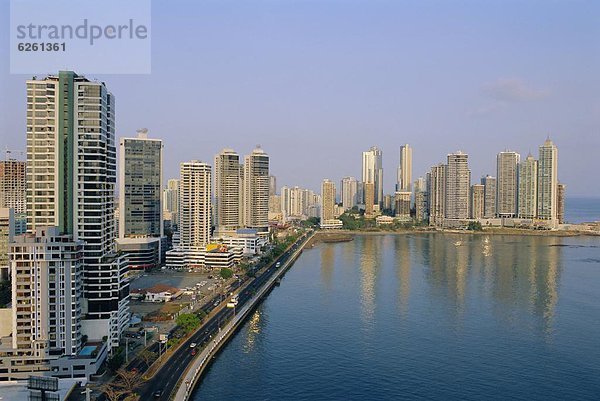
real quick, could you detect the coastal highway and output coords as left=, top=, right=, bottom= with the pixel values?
left=137, top=232, right=310, bottom=400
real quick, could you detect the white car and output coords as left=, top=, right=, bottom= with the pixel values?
left=190, top=342, right=197, bottom=348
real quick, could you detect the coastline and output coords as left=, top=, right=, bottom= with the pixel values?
left=315, top=228, right=600, bottom=238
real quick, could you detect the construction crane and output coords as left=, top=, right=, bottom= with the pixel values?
left=4, top=147, right=25, bottom=161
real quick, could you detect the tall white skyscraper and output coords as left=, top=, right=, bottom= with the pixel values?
left=497, top=151, right=520, bottom=217
left=518, top=154, right=538, bottom=219
left=537, top=138, right=558, bottom=222
left=214, top=149, right=243, bottom=234
left=362, top=146, right=383, bottom=206
left=25, top=71, right=128, bottom=348
left=341, top=177, right=358, bottom=210
left=481, top=175, right=497, bottom=218
left=429, top=164, right=446, bottom=226
left=445, top=152, right=471, bottom=220
left=163, top=178, right=180, bottom=227
left=243, top=147, right=270, bottom=233
left=397, top=144, right=413, bottom=192
left=179, top=161, right=212, bottom=249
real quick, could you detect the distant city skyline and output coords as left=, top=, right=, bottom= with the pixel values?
left=1, top=1, right=599, bottom=196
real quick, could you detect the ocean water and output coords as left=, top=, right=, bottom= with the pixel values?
left=564, top=197, right=600, bottom=223
left=193, top=234, right=600, bottom=400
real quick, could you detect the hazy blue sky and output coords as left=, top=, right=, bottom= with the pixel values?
left=1, top=0, right=599, bottom=196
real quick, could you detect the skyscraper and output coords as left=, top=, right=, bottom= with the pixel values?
left=117, top=129, right=164, bottom=269
left=497, top=151, right=520, bottom=217
left=269, top=175, right=277, bottom=196
left=362, top=146, right=383, bottom=206
left=470, top=184, right=485, bottom=219
left=481, top=175, right=497, bottom=218
left=445, top=152, right=471, bottom=220
left=0, top=208, right=14, bottom=280
left=243, top=147, right=270, bottom=233
left=163, top=178, right=180, bottom=227
left=537, top=139, right=558, bottom=222
left=321, top=179, right=336, bottom=222
left=119, top=129, right=163, bottom=238
left=179, top=161, right=211, bottom=249
left=518, top=154, right=538, bottom=219
left=214, top=149, right=242, bottom=234
left=341, top=176, right=358, bottom=210
left=429, top=164, right=446, bottom=226
left=25, top=71, right=128, bottom=347
left=6, top=227, right=83, bottom=379
left=0, top=159, right=26, bottom=234
left=397, top=144, right=413, bottom=192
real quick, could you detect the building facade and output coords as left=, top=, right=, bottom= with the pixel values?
left=537, top=139, right=558, bottom=222
left=214, top=149, right=242, bottom=234
left=481, top=175, right=497, bottom=218
left=445, top=152, right=471, bottom=220
left=397, top=144, right=413, bottom=192
left=243, top=147, right=270, bottom=233
left=362, top=146, right=384, bottom=206
left=179, top=161, right=211, bottom=249
left=497, top=151, right=520, bottom=217
left=341, top=177, right=358, bottom=210
left=470, top=184, right=485, bottom=219
left=518, top=154, right=538, bottom=219
left=25, top=71, right=128, bottom=347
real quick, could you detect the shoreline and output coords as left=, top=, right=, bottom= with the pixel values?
left=315, top=228, right=600, bottom=238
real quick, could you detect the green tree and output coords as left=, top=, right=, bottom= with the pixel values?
left=107, top=348, right=126, bottom=372
left=176, top=313, right=201, bottom=333
left=138, top=349, right=157, bottom=368
left=467, top=221, right=483, bottom=231
left=220, top=267, right=233, bottom=280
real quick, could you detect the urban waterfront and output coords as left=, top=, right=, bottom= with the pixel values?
left=194, top=234, right=600, bottom=401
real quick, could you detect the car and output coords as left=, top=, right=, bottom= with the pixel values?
left=190, top=342, right=197, bottom=348
left=153, top=389, right=163, bottom=398
left=191, top=349, right=197, bottom=356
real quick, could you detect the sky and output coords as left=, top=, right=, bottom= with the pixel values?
left=1, top=0, right=599, bottom=196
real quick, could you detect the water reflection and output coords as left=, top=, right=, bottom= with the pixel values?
left=421, top=234, right=563, bottom=336
left=358, top=235, right=380, bottom=328
left=394, top=235, right=411, bottom=317
left=242, top=309, right=262, bottom=353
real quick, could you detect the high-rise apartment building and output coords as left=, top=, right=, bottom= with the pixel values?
left=518, top=154, right=538, bottom=219
left=414, top=177, right=428, bottom=222
left=394, top=192, right=411, bottom=219
left=341, top=177, right=358, bottom=210
left=321, top=179, right=336, bottom=222
left=163, top=178, right=180, bottom=227
left=429, top=164, right=446, bottom=226
left=0, top=208, right=14, bottom=280
left=470, top=184, right=485, bottom=219
left=0, top=160, right=26, bottom=234
left=214, top=149, right=242, bottom=234
left=3, top=227, right=83, bottom=380
left=537, top=139, right=558, bottom=222
left=397, top=144, right=413, bottom=192
left=179, top=161, right=211, bottom=249
left=445, top=152, right=471, bottom=220
left=243, top=147, right=270, bottom=233
left=362, top=146, right=383, bottom=206
left=497, top=151, right=520, bottom=217
left=25, top=71, right=128, bottom=347
left=481, top=175, right=497, bottom=218
left=269, top=175, right=277, bottom=196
